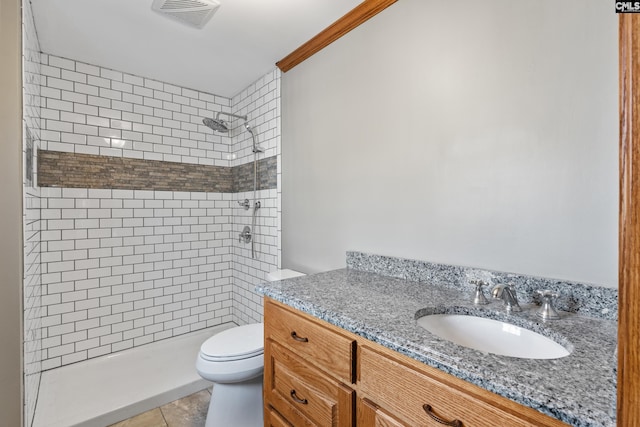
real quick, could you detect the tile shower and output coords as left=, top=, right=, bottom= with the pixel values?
left=22, top=0, right=282, bottom=422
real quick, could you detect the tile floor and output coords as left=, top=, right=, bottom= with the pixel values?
left=108, top=389, right=210, bottom=427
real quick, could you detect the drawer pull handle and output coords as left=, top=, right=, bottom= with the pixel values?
left=290, top=331, right=309, bottom=342
left=423, top=404, right=463, bottom=427
left=290, top=390, right=308, bottom=404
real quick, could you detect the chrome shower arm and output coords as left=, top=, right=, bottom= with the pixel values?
left=215, top=111, right=247, bottom=121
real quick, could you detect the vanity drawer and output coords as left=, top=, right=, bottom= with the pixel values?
left=265, top=406, right=293, bottom=427
left=265, top=299, right=355, bottom=384
left=359, top=345, right=567, bottom=427
left=265, top=340, right=354, bottom=427
left=357, top=398, right=408, bottom=427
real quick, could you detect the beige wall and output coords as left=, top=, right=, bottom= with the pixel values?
left=282, top=0, right=618, bottom=287
left=0, top=0, right=24, bottom=424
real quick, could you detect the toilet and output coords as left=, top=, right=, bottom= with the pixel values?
left=196, top=269, right=305, bottom=427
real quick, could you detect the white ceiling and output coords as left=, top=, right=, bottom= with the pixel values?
left=31, top=0, right=362, bottom=98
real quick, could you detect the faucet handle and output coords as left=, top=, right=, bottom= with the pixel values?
left=536, top=290, right=561, bottom=320
left=470, top=280, right=489, bottom=305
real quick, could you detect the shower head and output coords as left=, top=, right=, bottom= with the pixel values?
left=202, top=117, right=229, bottom=133
left=203, top=112, right=263, bottom=153
left=203, top=111, right=247, bottom=133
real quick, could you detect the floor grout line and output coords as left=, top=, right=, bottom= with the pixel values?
left=159, top=405, right=169, bottom=427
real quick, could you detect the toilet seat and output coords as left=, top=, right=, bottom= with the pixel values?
left=200, top=323, right=263, bottom=362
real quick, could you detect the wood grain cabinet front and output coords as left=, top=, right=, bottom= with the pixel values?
left=265, top=405, right=293, bottom=427
left=264, top=299, right=356, bottom=426
left=265, top=341, right=354, bottom=426
left=263, top=298, right=569, bottom=427
left=357, top=398, right=407, bottom=427
left=359, top=344, right=569, bottom=427
left=264, top=299, right=355, bottom=385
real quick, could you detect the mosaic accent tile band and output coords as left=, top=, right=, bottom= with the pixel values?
left=38, top=149, right=276, bottom=193
left=233, top=155, right=277, bottom=193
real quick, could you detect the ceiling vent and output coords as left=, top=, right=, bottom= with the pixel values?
left=151, top=0, right=221, bottom=29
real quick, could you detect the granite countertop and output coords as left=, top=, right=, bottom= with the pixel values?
left=256, top=268, right=617, bottom=427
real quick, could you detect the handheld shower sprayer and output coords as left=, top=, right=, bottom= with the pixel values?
left=244, top=123, right=263, bottom=153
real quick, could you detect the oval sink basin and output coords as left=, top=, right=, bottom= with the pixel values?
left=417, top=314, right=570, bottom=359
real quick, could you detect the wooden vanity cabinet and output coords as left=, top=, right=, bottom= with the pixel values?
left=263, top=298, right=569, bottom=427
left=264, top=299, right=356, bottom=426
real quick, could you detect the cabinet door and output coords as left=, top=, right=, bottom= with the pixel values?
left=265, top=340, right=354, bottom=427
left=357, top=398, right=408, bottom=427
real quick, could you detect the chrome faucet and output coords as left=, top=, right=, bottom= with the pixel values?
left=491, top=284, right=522, bottom=312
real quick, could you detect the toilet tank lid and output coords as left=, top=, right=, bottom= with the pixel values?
left=266, top=269, right=306, bottom=281
left=200, top=323, right=263, bottom=359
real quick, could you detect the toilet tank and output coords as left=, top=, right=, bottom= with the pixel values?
left=266, top=269, right=305, bottom=282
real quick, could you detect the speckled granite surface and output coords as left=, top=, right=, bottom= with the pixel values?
left=347, top=251, right=618, bottom=320
left=256, top=268, right=617, bottom=427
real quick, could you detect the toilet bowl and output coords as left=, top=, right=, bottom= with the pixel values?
left=196, top=323, right=264, bottom=427
left=196, top=269, right=305, bottom=427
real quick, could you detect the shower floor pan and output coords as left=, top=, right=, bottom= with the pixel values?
left=33, top=323, right=234, bottom=427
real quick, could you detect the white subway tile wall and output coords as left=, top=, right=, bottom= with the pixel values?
left=230, top=69, right=282, bottom=326
left=230, top=70, right=280, bottom=166
left=39, top=54, right=232, bottom=166
left=39, top=188, right=235, bottom=369
left=39, top=54, right=281, bottom=368
left=23, top=1, right=43, bottom=425
left=232, top=188, right=279, bottom=324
